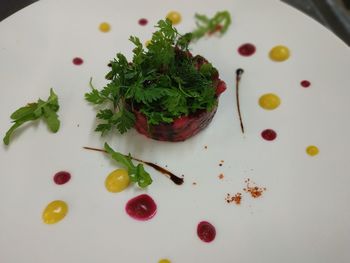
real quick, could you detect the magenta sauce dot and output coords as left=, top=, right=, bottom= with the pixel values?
left=301, top=80, right=311, bottom=88
left=138, top=18, right=148, bottom=26
left=53, top=171, right=71, bottom=185
left=72, top=57, right=83, bottom=65
left=238, top=43, right=256, bottom=56
left=261, top=129, right=277, bottom=141
left=197, top=221, right=216, bottom=243
left=125, top=194, right=157, bottom=221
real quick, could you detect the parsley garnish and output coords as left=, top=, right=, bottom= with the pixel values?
left=3, top=89, right=60, bottom=145
left=85, top=11, right=231, bottom=135
left=104, top=143, right=152, bottom=188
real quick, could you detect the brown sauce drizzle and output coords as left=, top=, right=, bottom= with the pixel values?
left=236, top=68, right=245, bottom=134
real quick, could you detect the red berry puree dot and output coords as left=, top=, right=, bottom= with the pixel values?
left=261, top=129, right=277, bottom=141
left=72, top=57, right=83, bottom=65
left=125, top=194, right=157, bottom=221
left=53, top=171, right=71, bottom=185
left=197, top=221, right=216, bottom=243
left=238, top=43, right=256, bottom=56
left=301, top=80, right=311, bottom=88
left=138, top=18, right=148, bottom=26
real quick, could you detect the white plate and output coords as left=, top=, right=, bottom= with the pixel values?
left=1, top=0, right=350, bottom=262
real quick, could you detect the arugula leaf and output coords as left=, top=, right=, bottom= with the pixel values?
left=3, top=114, right=37, bottom=145
left=135, top=164, right=153, bottom=188
left=104, top=143, right=153, bottom=188
left=43, top=105, right=60, bottom=132
left=191, top=11, right=231, bottom=40
left=3, top=88, right=60, bottom=145
left=10, top=103, right=37, bottom=120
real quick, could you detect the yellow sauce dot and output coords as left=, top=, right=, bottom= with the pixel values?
left=306, top=145, right=319, bottom=156
left=42, top=200, right=68, bottom=224
left=99, top=22, right=111, bottom=32
left=269, top=45, right=290, bottom=61
left=105, top=169, right=130, bottom=193
left=259, top=93, right=281, bottom=110
left=145, top=40, right=151, bottom=47
left=159, top=259, right=171, bottom=263
left=166, top=11, right=182, bottom=25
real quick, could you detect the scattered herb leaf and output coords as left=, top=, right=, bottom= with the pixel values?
left=3, top=89, right=60, bottom=145
left=104, top=143, right=153, bottom=188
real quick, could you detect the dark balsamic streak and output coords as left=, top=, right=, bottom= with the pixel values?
left=132, top=157, right=184, bottom=185
left=83, top=146, right=184, bottom=185
left=235, top=68, right=245, bottom=134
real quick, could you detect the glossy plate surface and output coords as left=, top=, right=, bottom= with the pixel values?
left=1, top=0, right=350, bottom=262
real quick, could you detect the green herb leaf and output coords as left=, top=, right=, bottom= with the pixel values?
left=3, top=114, right=37, bottom=145
left=3, top=88, right=60, bottom=145
left=104, top=143, right=153, bottom=188
left=85, top=78, right=107, bottom=104
left=96, top=109, right=114, bottom=120
left=116, top=109, right=136, bottom=134
left=191, top=11, right=231, bottom=41
left=43, top=105, right=60, bottom=132
left=10, top=103, right=37, bottom=120
left=135, top=164, right=153, bottom=188
left=86, top=11, right=231, bottom=136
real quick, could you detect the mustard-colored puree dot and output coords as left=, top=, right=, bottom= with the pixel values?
left=105, top=169, right=130, bottom=193
left=99, top=22, right=111, bottom=32
left=306, top=145, right=319, bottom=156
left=259, top=93, right=281, bottom=110
left=145, top=40, right=151, bottom=47
left=269, top=45, right=290, bottom=61
left=159, top=259, right=171, bottom=263
left=42, top=200, right=68, bottom=224
left=166, top=11, right=182, bottom=25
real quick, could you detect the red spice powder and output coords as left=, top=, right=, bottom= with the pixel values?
left=218, top=173, right=224, bottom=180
left=225, top=193, right=242, bottom=205
left=244, top=178, right=266, bottom=198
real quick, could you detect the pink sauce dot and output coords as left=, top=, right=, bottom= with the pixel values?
left=125, top=194, right=157, bottom=221
left=238, top=43, right=256, bottom=56
left=301, top=80, right=311, bottom=88
left=53, top=171, right=71, bottom=185
left=72, top=57, right=83, bottom=65
left=197, top=221, right=216, bottom=243
left=261, top=129, right=277, bottom=141
left=138, top=18, right=148, bottom=26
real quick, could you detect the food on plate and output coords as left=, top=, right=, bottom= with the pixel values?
left=3, top=88, right=60, bottom=145
left=84, top=143, right=184, bottom=188
left=105, top=168, right=130, bottom=193
left=104, top=143, right=153, bottom=188
left=86, top=11, right=231, bottom=141
left=42, top=200, right=68, bottom=224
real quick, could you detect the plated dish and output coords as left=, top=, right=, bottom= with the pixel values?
left=1, top=0, right=350, bottom=262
